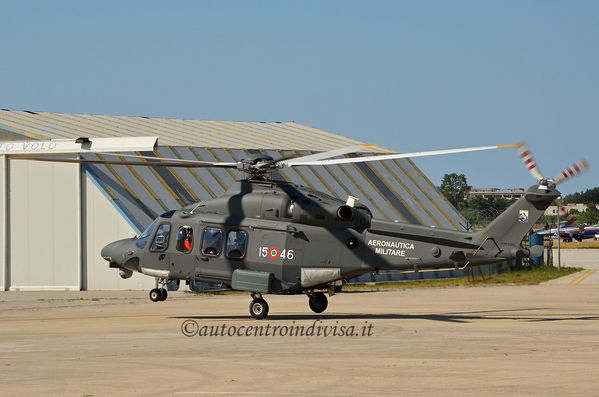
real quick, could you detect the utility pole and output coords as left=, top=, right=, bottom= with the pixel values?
left=557, top=199, right=561, bottom=272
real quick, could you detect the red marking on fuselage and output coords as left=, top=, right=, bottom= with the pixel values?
left=269, top=247, right=279, bottom=259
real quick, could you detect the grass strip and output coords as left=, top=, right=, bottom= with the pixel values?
left=344, top=265, right=583, bottom=290
left=185, top=265, right=583, bottom=295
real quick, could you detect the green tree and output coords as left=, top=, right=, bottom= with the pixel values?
left=439, top=173, right=471, bottom=207
left=563, top=187, right=599, bottom=204
left=578, top=202, right=599, bottom=225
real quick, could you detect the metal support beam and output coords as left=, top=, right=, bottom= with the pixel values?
left=557, top=203, right=561, bottom=271
left=79, top=162, right=87, bottom=290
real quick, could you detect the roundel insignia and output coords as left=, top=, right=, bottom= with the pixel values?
left=269, top=247, right=279, bottom=259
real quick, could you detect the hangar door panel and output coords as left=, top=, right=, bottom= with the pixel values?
left=85, top=176, right=155, bottom=290
left=9, top=160, right=80, bottom=290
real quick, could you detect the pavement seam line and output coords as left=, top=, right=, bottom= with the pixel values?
left=568, top=270, right=591, bottom=285
left=573, top=269, right=596, bottom=285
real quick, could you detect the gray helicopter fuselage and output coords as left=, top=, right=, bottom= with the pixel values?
left=102, top=179, right=560, bottom=294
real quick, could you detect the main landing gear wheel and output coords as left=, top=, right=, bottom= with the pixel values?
left=249, top=298, right=269, bottom=319
left=308, top=292, right=328, bottom=313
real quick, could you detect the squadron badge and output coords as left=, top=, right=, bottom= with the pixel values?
left=519, top=210, right=529, bottom=223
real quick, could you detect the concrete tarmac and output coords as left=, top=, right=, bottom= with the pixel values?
left=2, top=282, right=599, bottom=396
left=547, top=249, right=599, bottom=284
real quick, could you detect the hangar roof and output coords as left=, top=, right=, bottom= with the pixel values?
left=0, top=109, right=467, bottom=233
left=0, top=109, right=369, bottom=151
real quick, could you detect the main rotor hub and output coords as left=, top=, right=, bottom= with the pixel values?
left=238, top=154, right=276, bottom=179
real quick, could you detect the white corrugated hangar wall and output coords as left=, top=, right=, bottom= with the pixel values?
left=0, top=156, right=155, bottom=291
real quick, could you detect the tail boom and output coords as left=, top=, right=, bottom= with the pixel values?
left=361, top=184, right=558, bottom=274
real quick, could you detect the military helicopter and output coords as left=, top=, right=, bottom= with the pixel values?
left=13, top=140, right=589, bottom=319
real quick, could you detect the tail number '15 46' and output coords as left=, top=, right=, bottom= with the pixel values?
left=259, top=247, right=294, bottom=260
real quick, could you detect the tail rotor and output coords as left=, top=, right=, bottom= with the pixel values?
left=516, top=141, right=589, bottom=232
left=516, top=141, right=589, bottom=188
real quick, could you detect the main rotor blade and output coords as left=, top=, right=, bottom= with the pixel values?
left=7, top=156, right=239, bottom=168
left=516, top=141, right=544, bottom=181
left=97, top=152, right=239, bottom=167
left=277, top=143, right=380, bottom=167
left=279, top=144, right=516, bottom=167
left=553, top=158, right=589, bottom=185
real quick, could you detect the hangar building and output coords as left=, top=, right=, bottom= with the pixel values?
left=0, top=109, right=466, bottom=291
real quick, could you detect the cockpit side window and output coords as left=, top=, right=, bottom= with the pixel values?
left=201, top=227, right=222, bottom=257
left=136, top=219, right=158, bottom=249
left=226, top=231, right=247, bottom=259
left=176, top=226, right=193, bottom=253
left=150, top=223, right=171, bottom=252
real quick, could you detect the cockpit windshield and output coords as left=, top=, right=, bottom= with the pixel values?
left=136, top=219, right=158, bottom=249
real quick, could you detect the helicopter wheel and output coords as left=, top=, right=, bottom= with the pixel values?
left=149, top=288, right=161, bottom=302
left=308, top=292, right=328, bottom=313
left=159, top=288, right=168, bottom=301
left=249, top=298, right=269, bottom=319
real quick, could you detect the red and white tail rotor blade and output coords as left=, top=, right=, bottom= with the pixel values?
left=556, top=199, right=577, bottom=225
left=516, top=141, right=544, bottom=181
left=553, top=158, right=590, bottom=186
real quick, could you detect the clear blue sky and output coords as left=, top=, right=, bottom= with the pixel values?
left=1, top=0, right=597, bottom=194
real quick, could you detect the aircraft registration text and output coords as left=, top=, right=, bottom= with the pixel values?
left=258, top=246, right=295, bottom=260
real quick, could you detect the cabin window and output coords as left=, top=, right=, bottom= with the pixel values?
left=226, top=231, right=247, bottom=259
left=201, top=227, right=222, bottom=257
left=150, top=223, right=171, bottom=252
left=136, top=219, right=158, bottom=249
left=176, top=226, right=193, bottom=253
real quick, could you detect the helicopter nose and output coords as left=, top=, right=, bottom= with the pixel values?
left=101, top=241, right=121, bottom=263
left=102, top=238, right=136, bottom=265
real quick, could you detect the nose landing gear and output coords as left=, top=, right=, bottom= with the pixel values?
left=149, top=278, right=168, bottom=302
left=149, top=288, right=167, bottom=302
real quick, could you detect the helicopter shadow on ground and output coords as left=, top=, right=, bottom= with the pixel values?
left=171, top=308, right=599, bottom=324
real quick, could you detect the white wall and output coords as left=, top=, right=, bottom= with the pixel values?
left=84, top=173, right=156, bottom=290
left=1, top=156, right=6, bottom=290
left=9, top=159, right=80, bottom=290
left=2, top=158, right=172, bottom=291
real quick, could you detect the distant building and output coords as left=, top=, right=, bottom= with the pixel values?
left=468, top=188, right=526, bottom=200
left=544, top=203, right=599, bottom=216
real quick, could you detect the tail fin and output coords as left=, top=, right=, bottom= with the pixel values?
left=474, top=184, right=559, bottom=251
